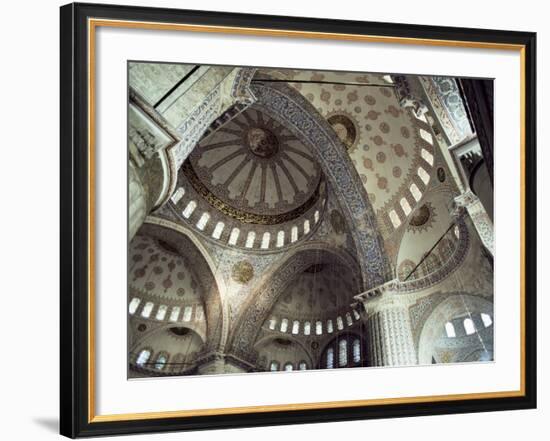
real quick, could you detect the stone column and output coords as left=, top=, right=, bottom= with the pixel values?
left=129, top=162, right=148, bottom=240
left=454, top=190, right=494, bottom=255
left=355, top=281, right=417, bottom=367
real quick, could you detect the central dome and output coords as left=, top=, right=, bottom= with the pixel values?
left=186, top=107, right=322, bottom=221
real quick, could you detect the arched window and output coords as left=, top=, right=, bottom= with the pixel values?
left=268, top=317, right=277, bottom=330
left=303, top=219, right=311, bottom=234
left=141, top=301, right=154, bottom=318
left=326, top=319, right=334, bottom=333
left=128, top=297, right=141, bottom=315
left=270, top=361, right=280, bottom=372
left=326, top=348, right=334, bottom=369
left=292, top=320, right=300, bottom=335
left=389, top=209, right=401, bottom=228
left=314, top=210, right=320, bottom=223
left=169, top=306, right=180, bottom=322
left=410, top=183, right=422, bottom=201
left=228, top=228, right=240, bottom=245
left=303, top=321, right=311, bottom=335
left=245, top=231, right=256, bottom=248
left=353, top=309, right=361, bottom=320
left=339, top=340, right=348, bottom=367
left=481, top=313, right=493, bottom=327
left=276, top=230, right=285, bottom=247
left=315, top=320, right=323, bottom=335
left=400, top=197, right=412, bottom=215
left=155, top=354, right=167, bottom=370
left=454, top=225, right=460, bottom=238
left=170, top=187, right=185, bottom=204
left=346, top=312, right=353, bottom=327
left=419, top=128, right=433, bottom=145
left=196, top=212, right=210, bottom=230
left=183, top=306, right=193, bottom=322
left=299, top=361, right=307, bottom=371
left=463, top=318, right=476, bottom=335
left=280, top=318, right=288, bottom=333
left=284, top=362, right=293, bottom=371
left=336, top=316, right=344, bottom=331
left=182, top=200, right=197, bottom=218
left=136, top=349, right=151, bottom=367
left=291, top=226, right=298, bottom=243
left=352, top=339, right=361, bottom=363
left=417, top=167, right=430, bottom=185
left=155, top=304, right=168, bottom=321
left=261, top=232, right=270, bottom=249
left=212, top=221, right=225, bottom=239
left=421, top=148, right=434, bottom=165
left=445, top=322, right=456, bottom=338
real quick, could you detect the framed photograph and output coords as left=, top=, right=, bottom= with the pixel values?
left=60, top=2, right=537, bottom=438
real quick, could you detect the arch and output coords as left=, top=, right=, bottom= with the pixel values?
left=229, top=242, right=361, bottom=361
left=250, top=82, right=388, bottom=287
left=417, top=294, right=493, bottom=364
left=138, top=218, right=229, bottom=352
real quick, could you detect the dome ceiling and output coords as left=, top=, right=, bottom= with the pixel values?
left=186, top=107, right=322, bottom=223
left=255, top=69, right=437, bottom=235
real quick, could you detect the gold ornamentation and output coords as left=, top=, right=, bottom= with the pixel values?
left=231, top=261, right=254, bottom=284
left=182, top=161, right=323, bottom=225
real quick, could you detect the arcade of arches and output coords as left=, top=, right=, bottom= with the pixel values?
left=128, top=64, right=494, bottom=377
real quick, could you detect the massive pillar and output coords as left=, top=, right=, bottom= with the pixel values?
left=355, top=281, right=417, bottom=367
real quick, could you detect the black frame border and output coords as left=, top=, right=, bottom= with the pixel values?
left=60, top=2, right=537, bottom=438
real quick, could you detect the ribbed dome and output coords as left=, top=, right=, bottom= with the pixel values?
left=186, top=107, right=322, bottom=221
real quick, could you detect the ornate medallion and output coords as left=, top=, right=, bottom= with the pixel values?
left=231, top=260, right=254, bottom=284
left=246, top=127, right=279, bottom=158
left=327, top=113, right=358, bottom=150
left=408, top=202, right=437, bottom=233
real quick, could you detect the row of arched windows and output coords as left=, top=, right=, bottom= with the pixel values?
left=172, top=186, right=323, bottom=249
left=445, top=313, right=493, bottom=338
left=323, top=337, right=363, bottom=368
left=268, top=311, right=361, bottom=336
left=134, top=349, right=198, bottom=372
left=387, top=123, right=436, bottom=230
left=135, top=349, right=169, bottom=370
left=269, top=360, right=308, bottom=372
left=129, top=297, right=204, bottom=323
